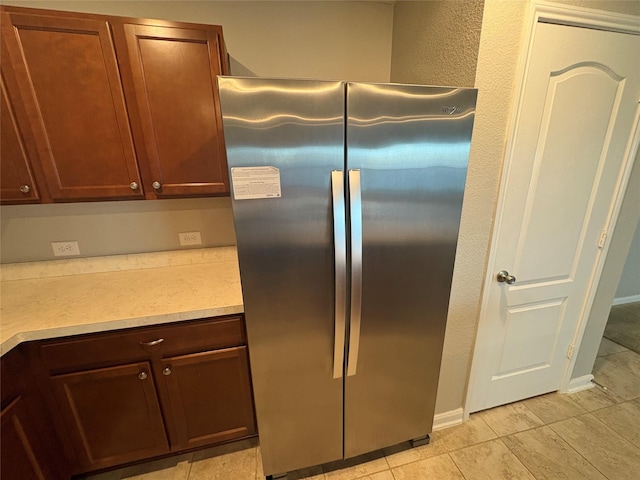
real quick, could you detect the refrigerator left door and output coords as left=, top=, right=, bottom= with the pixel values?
left=218, top=77, right=346, bottom=476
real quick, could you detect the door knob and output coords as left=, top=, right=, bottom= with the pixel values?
left=497, top=270, right=516, bottom=285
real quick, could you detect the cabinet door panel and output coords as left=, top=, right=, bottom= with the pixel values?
left=2, top=12, right=143, bottom=201
left=1, top=397, right=46, bottom=480
left=1, top=346, right=71, bottom=479
left=0, top=71, right=40, bottom=203
left=161, top=346, right=256, bottom=450
left=51, top=362, right=168, bottom=471
left=123, top=24, right=229, bottom=197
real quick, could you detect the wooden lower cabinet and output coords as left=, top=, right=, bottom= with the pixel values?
left=0, top=346, right=69, bottom=480
left=38, top=315, right=257, bottom=475
left=1, top=396, right=47, bottom=480
left=51, top=362, right=168, bottom=471
left=161, top=347, right=256, bottom=450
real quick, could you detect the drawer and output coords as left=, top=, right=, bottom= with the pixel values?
left=39, top=315, right=245, bottom=373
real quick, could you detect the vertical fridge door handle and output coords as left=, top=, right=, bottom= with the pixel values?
left=331, top=170, right=347, bottom=379
left=347, top=169, right=362, bottom=377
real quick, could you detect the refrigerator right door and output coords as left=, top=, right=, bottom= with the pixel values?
left=344, top=82, right=477, bottom=458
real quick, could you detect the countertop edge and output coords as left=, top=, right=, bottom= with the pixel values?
left=1, top=304, right=244, bottom=356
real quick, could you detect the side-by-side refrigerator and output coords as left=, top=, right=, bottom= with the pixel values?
left=218, top=77, right=477, bottom=477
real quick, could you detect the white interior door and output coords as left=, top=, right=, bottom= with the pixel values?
left=468, top=21, right=640, bottom=412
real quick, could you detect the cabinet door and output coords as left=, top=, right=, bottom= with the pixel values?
left=1, top=345, right=70, bottom=480
left=0, top=70, right=40, bottom=203
left=1, top=11, right=143, bottom=201
left=161, top=346, right=256, bottom=450
left=1, top=397, right=47, bottom=480
left=51, top=362, right=168, bottom=471
left=122, top=24, right=229, bottom=198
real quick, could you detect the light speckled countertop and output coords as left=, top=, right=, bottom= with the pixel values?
left=0, top=247, right=243, bottom=355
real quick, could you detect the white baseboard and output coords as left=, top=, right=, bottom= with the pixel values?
left=562, top=374, right=595, bottom=393
left=612, top=294, right=640, bottom=305
left=433, top=408, right=464, bottom=431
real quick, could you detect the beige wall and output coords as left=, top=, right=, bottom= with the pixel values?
left=0, top=0, right=394, bottom=263
left=1, top=198, right=237, bottom=262
left=390, top=0, right=484, bottom=87
left=434, top=0, right=530, bottom=415
left=615, top=222, right=640, bottom=300
left=0, top=0, right=394, bottom=81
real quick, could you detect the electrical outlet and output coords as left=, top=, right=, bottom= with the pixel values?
left=179, top=231, right=202, bottom=246
left=51, top=241, right=80, bottom=257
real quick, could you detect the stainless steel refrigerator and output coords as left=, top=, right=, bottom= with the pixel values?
left=218, top=77, right=477, bottom=477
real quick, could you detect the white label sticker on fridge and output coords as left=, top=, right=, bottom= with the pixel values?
left=231, top=166, right=282, bottom=200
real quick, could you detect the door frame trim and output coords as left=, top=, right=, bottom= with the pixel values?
left=465, top=0, right=640, bottom=416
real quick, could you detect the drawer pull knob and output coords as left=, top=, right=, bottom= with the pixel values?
left=129, top=182, right=139, bottom=190
left=163, top=367, right=172, bottom=376
left=138, top=371, right=148, bottom=380
left=20, top=184, right=31, bottom=193
left=152, top=181, right=162, bottom=190
left=139, top=338, right=164, bottom=347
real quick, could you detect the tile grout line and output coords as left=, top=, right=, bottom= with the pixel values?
left=185, top=452, right=194, bottom=480
left=474, top=412, right=501, bottom=438
left=444, top=435, right=508, bottom=454
left=495, top=437, right=538, bottom=480
left=446, top=452, right=471, bottom=480
left=546, top=412, right=632, bottom=480
left=478, top=402, right=548, bottom=438
left=448, top=396, right=610, bottom=480
left=549, top=417, right=610, bottom=480
left=499, top=428, right=564, bottom=480
left=586, top=412, right=640, bottom=451
left=388, top=463, right=399, bottom=480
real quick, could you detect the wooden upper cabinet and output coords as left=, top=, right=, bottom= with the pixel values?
left=1, top=11, right=143, bottom=201
left=0, top=70, right=41, bottom=204
left=0, top=6, right=231, bottom=203
left=120, top=24, right=230, bottom=198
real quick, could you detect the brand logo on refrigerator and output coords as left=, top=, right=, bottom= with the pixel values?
left=441, top=106, right=460, bottom=115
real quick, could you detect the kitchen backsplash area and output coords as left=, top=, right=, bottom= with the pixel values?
left=0, top=197, right=236, bottom=263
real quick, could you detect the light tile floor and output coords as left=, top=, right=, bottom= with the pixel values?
left=85, top=337, right=640, bottom=480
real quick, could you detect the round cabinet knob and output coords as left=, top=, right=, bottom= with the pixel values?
left=152, top=181, right=162, bottom=190
left=497, top=270, right=516, bottom=285
left=162, top=367, right=172, bottom=376
left=19, top=184, right=31, bottom=193
left=138, top=371, right=148, bottom=380
left=129, top=182, right=139, bottom=190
